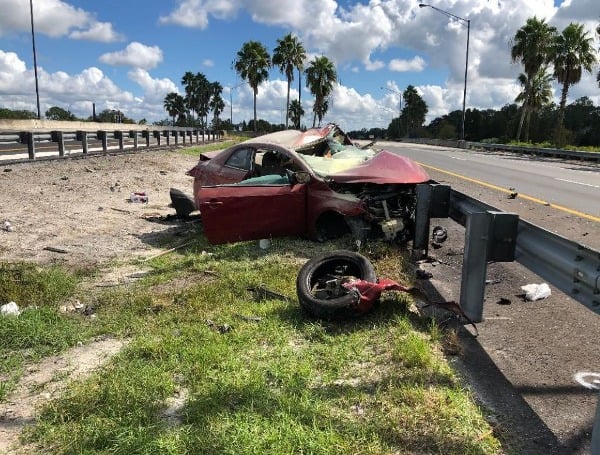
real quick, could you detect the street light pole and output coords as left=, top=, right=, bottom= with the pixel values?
left=29, top=0, right=41, bottom=119
left=380, top=86, right=402, bottom=138
left=419, top=3, right=470, bottom=141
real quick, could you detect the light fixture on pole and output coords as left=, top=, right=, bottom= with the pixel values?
left=380, top=86, right=402, bottom=138
left=419, top=3, right=470, bottom=141
left=29, top=0, right=41, bottom=119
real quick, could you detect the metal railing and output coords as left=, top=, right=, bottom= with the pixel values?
left=405, top=138, right=600, bottom=162
left=414, top=183, right=600, bottom=453
left=0, top=127, right=223, bottom=163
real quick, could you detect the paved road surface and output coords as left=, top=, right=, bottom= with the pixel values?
left=386, top=142, right=600, bottom=219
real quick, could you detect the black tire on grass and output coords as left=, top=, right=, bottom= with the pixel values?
left=296, top=250, right=376, bottom=320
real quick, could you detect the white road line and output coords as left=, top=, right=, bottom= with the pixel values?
left=555, top=178, right=600, bottom=189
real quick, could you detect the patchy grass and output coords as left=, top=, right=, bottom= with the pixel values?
left=179, top=137, right=244, bottom=157
left=2, top=234, right=503, bottom=454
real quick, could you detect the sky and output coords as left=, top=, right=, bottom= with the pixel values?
left=0, top=0, right=598, bottom=132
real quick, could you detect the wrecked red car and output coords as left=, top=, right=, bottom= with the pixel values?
left=187, top=124, right=430, bottom=245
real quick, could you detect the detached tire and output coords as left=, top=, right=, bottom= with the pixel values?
left=296, top=250, right=376, bottom=320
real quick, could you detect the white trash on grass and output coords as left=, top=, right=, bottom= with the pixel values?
left=521, top=283, right=551, bottom=301
left=1, top=301, right=20, bottom=316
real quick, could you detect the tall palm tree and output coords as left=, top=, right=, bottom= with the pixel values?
left=510, top=17, right=557, bottom=141
left=552, top=22, right=596, bottom=145
left=234, top=41, right=271, bottom=132
left=515, top=67, right=553, bottom=142
left=288, top=99, right=304, bottom=129
left=209, top=81, right=225, bottom=129
left=163, top=92, right=185, bottom=125
left=305, top=56, right=337, bottom=127
left=272, top=33, right=306, bottom=129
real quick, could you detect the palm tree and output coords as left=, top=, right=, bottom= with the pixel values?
left=234, top=41, right=271, bottom=132
left=510, top=17, right=557, bottom=141
left=272, top=33, right=306, bottom=129
left=163, top=92, right=185, bottom=125
left=515, top=67, right=553, bottom=142
left=551, top=23, right=597, bottom=145
left=288, top=99, right=304, bottom=129
left=181, top=71, right=198, bottom=121
left=209, top=81, right=225, bottom=129
left=305, top=56, right=337, bottom=127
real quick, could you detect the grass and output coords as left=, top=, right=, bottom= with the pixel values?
left=0, top=153, right=504, bottom=453
left=179, top=137, right=244, bottom=157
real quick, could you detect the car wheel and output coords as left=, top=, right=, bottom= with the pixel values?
left=296, top=250, right=377, bottom=320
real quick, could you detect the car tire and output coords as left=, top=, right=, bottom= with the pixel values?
left=296, top=250, right=377, bottom=320
left=169, top=188, right=196, bottom=218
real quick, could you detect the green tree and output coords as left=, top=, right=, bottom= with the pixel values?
left=401, top=85, right=428, bottom=137
left=209, top=82, right=225, bottom=129
left=510, top=17, right=557, bottom=141
left=0, top=108, right=37, bottom=119
left=45, top=106, right=77, bottom=121
left=515, top=66, right=553, bottom=142
left=272, top=33, right=306, bottom=129
left=305, top=56, right=337, bottom=127
left=234, top=41, right=271, bottom=132
left=288, top=99, right=304, bottom=129
left=551, top=22, right=597, bottom=146
left=597, top=23, right=600, bottom=88
left=163, top=92, right=185, bottom=125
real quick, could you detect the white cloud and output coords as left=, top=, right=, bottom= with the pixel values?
left=202, top=59, right=215, bottom=68
left=100, top=42, right=164, bottom=69
left=159, top=0, right=241, bottom=29
left=128, top=69, right=179, bottom=103
left=0, top=0, right=122, bottom=42
left=389, top=56, right=426, bottom=73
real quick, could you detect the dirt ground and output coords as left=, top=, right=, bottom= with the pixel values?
left=0, top=149, right=200, bottom=270
left=0, top=146, right=599, bottom=454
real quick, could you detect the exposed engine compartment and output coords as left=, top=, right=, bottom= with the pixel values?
left=330, top=182, right=418, bottom=243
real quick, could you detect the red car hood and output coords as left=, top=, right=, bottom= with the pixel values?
left=328, top=151, right=430, bottom=184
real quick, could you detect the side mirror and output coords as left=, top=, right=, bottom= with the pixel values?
left=294, top=171, right=311, bottom=184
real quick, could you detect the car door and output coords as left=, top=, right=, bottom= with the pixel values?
left=199, top=181, right=307, bottom=244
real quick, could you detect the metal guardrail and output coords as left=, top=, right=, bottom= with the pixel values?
left=414, top=183, right=600, bottom=453
left=405, top=138, right=600, bottom=162
left=0, top=127, right=223, bottom=162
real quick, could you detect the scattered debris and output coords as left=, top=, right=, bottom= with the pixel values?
left=521, top=283, right=551, bottom=301
left=234, top=314, right=262, bottom=322
left=415, top=269, right=433, bottom=280
left=497, top=297, right=512, bottom=305
left=247, top=285, right=292, bottom=303
left=3, top=168, right=12, bottom=172
left=143, top=240, right=194, bottom=262
left=60, top=176, right=69, bottom=181
left=259, top=239, right=271, bottom=249
left=507, top=192, right=518, bottom=199
left=44, top=246, right=69, bottom=254
left=485, top=278, right=502, bottom=285
left=431, top=226, right=448, bottom=244
left=129, top=191, right=149, bottom=203
left=60, top=299, right=85, bottom=313
left=85, top=167, right=95, bottom=173
left=1, top=301, right=20, bottom=317
left=2, top=220, right=14, bottom=232
left=110, top=207, right=131, bottom=214
left=206, top=319, right=232, bottom=333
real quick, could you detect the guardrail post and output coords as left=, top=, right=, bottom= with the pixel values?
left=165, top=130, right=170, bottom=146
left=142, top=130, right=150, bottom=148
left=460, top=212, right=490, bottom=322
left=153, top=131, right=161, bottom=147
left=130, top=131, right=138, bottom=150
left=460, top=211, right=518, bottom=322
left=20, top=132, right=36, bottom=160
left=195, top=129, right=199, bottom=144
left=413, top=184, right=450, bottom=258
left=174, top=130, right=179, bottom=146
left=97, top=131, right=108, bottom=153
left=115, top=131, right=124, bottom=152
left=52, top=131, right=65, bottom=157
left=77, top=131, right=88, bottom=154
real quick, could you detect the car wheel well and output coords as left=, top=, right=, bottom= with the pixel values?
left=315, top=211, right=350, bottom=242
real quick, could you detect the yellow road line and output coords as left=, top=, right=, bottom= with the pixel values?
left=419, top=162, right=600, bottom=223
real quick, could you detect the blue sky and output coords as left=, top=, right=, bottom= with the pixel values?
left=0, top=0, right=598, bottom=131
